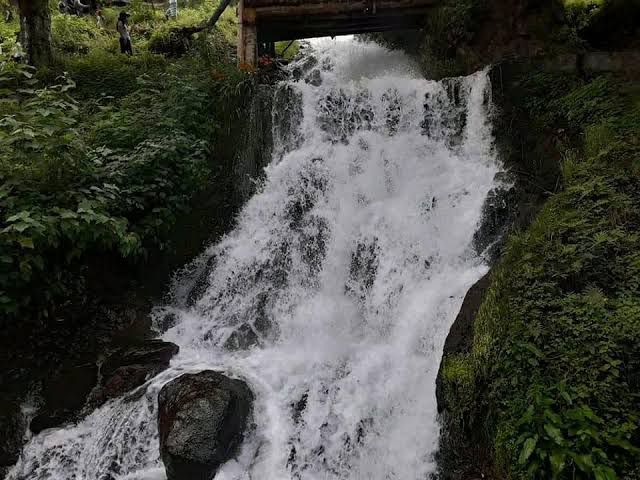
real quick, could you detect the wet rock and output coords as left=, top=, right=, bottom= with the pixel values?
left=29, top=411, right=70, bottom=434
left=438, top=271, right=492, bottom=372
left=224, top=324, right=259, bottom=350
left=101, top=340, right=179, bottom=378
left=291, top=392, right=308, bottom=424
left=186, top=256, right=217, bottom=307
left=103, top=365, right=162, bottom=399
left=292, top=55, right=319, bottom=81
left=235, top=84, right=277, bottom=197
left=158, top=371, right=253, bottom=480
left=272, top=84, right=303, bottom=157
left=156, top=311, right=178, bottom=332
left=0, top=398, right=26, bottom=472
left=583, top=51, right=640, bottom=75
left=91, top=340, right=179, bottom=407
left=435, top=271, right=494, bottom=479
left=30, top=363, right=98, bottom=434
left=305, top=69, right=322, bottom=86
left=253, top=316, right=273, bottom=336
left=473, top=183, right=518, bottom=259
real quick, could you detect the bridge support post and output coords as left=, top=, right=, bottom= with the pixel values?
left=237, top=0, right=257, bottom=68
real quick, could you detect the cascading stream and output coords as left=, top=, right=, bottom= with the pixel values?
left=9, top=37, right=503, bottom=480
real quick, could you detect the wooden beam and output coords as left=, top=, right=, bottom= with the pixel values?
left=249, top=0, right=437, bottom=17
left=237, top=0, right=258, bottom=67
left=258, top=18, right=427, bottom=42
left=256, top=6, right=431, bottom=42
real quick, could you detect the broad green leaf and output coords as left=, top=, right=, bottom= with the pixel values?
left=17, top=237, right=34, bottom=249
left=607, top=436, right=640, bottom=453
left=518, top=436, right=538, bottom=465
left=544, top=424, right=564, bottom=445
left=570, top=453, right=594, bottom=473
left=6, top=211, right=32, bottom=222
left=593, top=465, right=618, bottom=480
left=550, top=450, right=566, bottom=478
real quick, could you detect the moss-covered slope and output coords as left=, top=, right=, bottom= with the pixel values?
left=440, top=70, right=640, bottom=479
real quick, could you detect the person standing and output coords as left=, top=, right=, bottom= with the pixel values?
left=95, top=8, right=105, bottom=28
left=116, top=11, right=133, bottom=55
left=165, top=0, right=178, bottom=19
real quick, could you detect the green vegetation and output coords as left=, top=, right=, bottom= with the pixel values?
left=0, top=1, right=255, bottom=325
left=372, top=0, right=640, bottom=78
left=442, top=73, right=640, bottom=479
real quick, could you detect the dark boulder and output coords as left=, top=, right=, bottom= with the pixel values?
left=90, top=340, right=179, bottom=407
left=31, top=340, right=179, bottom=434
left=0, top=398, right=26, bottom=474
left=436, top=270, right=492, bottom=412
left=434, top=270, right=494, bottom=479
left=101, top=339, right=179, bottom=377
left=305, top=69, right=322, bottom=87
left=30, top=363, right=98, bottom=434
left=158, top=371, right=253, bottom=480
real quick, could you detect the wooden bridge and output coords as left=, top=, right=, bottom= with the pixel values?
left=237, top=0, right=438, bottom=65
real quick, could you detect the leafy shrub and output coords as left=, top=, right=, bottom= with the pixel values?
left=146, top=2, right=238, bottom=57
left=52, top=14, right=111, bottom=54
left=562, top=0, right=605, bottom=41
left=0, top=188, right=141, bottom=317
left=0, top=6, right=18, bottom=55
left=61, top=49, right=166, bottom=98
left=90, top=133, right=209, bottom=243
left=425, top=0, right=480, bottom=58
left=129, top=0, right=159, bottom=24
left=148, top=28, right=194, bottom=56
left=0, top=68, right=138, bottom=318
left=0, top=69, right=86, bottom=189
left=511, top=386, right=639, bottom=479
left=0, top=55, right=221, bottom=321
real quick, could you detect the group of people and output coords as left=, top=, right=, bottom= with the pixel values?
left=58, top=0, right=91, bottom=15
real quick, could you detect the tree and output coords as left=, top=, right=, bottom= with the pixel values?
left=17, top=0, right=53, bottom=66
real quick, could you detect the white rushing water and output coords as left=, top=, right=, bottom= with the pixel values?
left=9, top=37, right=502, bottom=480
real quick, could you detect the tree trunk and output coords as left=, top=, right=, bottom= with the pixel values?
left=17, top=0, right=53, bottom=67
left=205, top=0, right=232, bottom=29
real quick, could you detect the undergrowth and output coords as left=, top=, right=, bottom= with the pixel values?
left=0, top=0, right=255, bottom=327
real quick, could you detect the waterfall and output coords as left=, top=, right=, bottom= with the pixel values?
left=8, top=37, right=502, bottom=480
